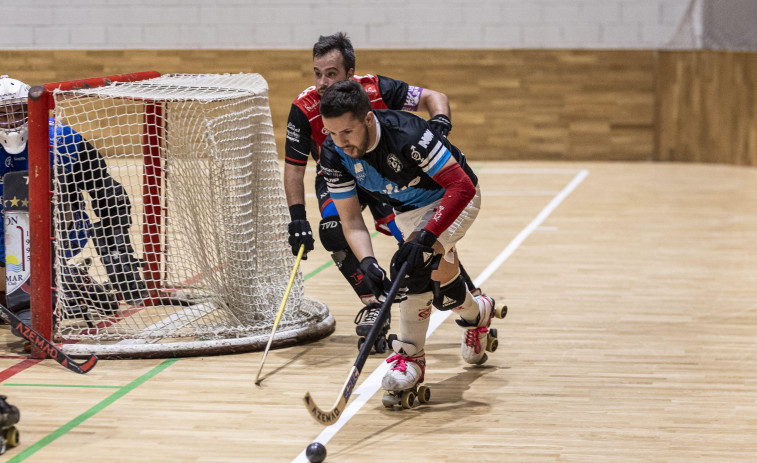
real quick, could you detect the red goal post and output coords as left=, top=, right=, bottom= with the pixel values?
left=28, top=72, right=161, bottom=358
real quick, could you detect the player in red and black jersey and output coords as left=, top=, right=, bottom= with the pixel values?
left=284, top=32, right=453, bottom=345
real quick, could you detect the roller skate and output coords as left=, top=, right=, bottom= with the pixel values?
left=60, top=257, right=120, bottom=318
left=93, top=225, right=149, bottom=305
left=354, top=301, right=392, bottom=354
left=381, top=340, right=431, bottom=409
left=456, top=295, right=507, bottom=365
left=0, top=395, right=20, bottom=455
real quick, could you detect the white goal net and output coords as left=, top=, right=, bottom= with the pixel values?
left=45, top=73, right=332, bottom=358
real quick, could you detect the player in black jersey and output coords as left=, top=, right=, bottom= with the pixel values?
left=319, top=81, right=505, bottom=399
left=284, top=32, right=453, bottom=349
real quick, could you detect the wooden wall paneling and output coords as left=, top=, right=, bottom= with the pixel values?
left=656, top=51, right=757, bottom=166
left=1, top=49, right=656, bottom=163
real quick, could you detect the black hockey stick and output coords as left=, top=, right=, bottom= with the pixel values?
left=303, top=262, right=408, bottom=426
left=0, top=304, right=98, bottom=374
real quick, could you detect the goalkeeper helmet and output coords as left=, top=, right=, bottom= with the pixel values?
left=0, top=75, right=30, bottom=154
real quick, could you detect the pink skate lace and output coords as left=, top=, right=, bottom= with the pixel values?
left=386, top=353, right=425, bottom=383
left=465, top=326, right=489, bottom=354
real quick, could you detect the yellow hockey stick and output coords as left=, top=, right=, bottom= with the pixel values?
left=254, top=244, right=305, bottom=385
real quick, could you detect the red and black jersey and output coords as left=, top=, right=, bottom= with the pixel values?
left=285, top=74, right=422, bottom=169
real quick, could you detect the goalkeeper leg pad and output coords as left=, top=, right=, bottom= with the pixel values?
left=93, top=224, right=148, bottom=305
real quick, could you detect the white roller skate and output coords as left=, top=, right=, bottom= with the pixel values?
left=455, top=295, right=507, bottom=365
left=381, top=340, right=431, bottom=409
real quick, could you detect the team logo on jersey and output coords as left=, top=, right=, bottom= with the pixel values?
left=387, top=154, right=402, bottom=173
left=4, top=157, right=12, bottom=168
left=403, top=86, right=422, bottom=111
left=418, top=130, right=433, bottom=149
left=409, top=145, right=422, bottom=162
left=354, top=162, right=366, bottom=181
left=286, top=122, right=300, bottom=142
left=322, top=127, right=329, bottom=135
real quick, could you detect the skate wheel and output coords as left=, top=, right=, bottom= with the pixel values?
left=400, top=389, right=416, bottom=409
left=487, top=336, right=498, bottom=353
left=357, top=337, right=366, bottom=350
left=374, top=337, right=387, bottom=354
left=387, top=333, right=397, bottom=348
left=417, top=386, right=431, bottom=404
left=4, top=427, right=18, bottom=448
left=0, top=437, right=6, bottom=456
left=495, top=304, right=508, bottom=319
left=382, top=393, right=400, bottom=408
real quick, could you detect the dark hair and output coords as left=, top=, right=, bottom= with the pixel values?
left=320, top=80, right=371, bottom=120
left=313, top=32, right=356, bottom=72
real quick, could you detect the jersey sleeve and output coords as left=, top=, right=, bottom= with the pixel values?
left=284, top=104, right=313, bottom=166
left=403, top=125, right=452, bottom=178
left=377, top=75, right=423, bottom=112
left=320, top=143, right=357, bottom=200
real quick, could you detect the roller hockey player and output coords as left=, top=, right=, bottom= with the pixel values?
left=0, top=75, right=147, bottom=335
left=284, top=32, right=455, bottom=351
left=319, top=81, right=506, bottom=408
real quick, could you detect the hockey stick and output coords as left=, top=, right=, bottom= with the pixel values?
left=254, top=244, right=306, bottom=385
left=0, top=304, right=98, bottom=374
left=303, top=262, right=408, bottom=425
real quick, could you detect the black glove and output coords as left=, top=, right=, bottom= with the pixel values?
left=359, top=257, right=392, bottom=303
left=391, top=229, right=437, bottom=286
left=288, top=204, right=314, bottom=259
left=427, top=114, right=452, bottom=138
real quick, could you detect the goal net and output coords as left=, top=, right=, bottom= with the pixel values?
left=29, top=72, right=333, bottom=358
left=666, top=0, right=757, bottom=50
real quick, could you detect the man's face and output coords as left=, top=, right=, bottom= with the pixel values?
left=323, top=111, right=372, bottom=159
left=313, top=50, right=354, bottom=96
left=0, top=101, right=27, bottom=131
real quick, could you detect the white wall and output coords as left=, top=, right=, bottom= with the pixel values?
left=3, top=0, right=691, bottom=49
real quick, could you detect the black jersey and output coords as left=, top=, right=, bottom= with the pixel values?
left=320, top=110, right=477, bottom=213
left=285, top=75, right=419, bottom=168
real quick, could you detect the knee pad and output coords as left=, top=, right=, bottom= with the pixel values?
left=433, top=274, right=468, bottom=311
left=319, top=216, right=348, bottom=252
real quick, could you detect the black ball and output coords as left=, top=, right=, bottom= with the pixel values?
left=306, top=442, right=327, bottom=463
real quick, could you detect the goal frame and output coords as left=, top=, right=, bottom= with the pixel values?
left=28, top=71, right=161, bottom=359
left=27, top=71, right=333, bottom=360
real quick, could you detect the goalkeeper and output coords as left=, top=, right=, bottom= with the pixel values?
left=0, top=75, right=148, bottom=332
left=285, top=32, right=454, bottom=341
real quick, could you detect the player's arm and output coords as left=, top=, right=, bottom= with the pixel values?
left=332, top=194, right=374, bottom=261
left=284, top=163, right=307, bottom=209
left=417, top=88, right=450, bottom=119
left=283, top=104, right=314, bottom=207
left=424, top=157, right=475, bottom=236
left=378, top=75, right=452, bottom=137
left=283, top=105, right=316, bottom=257
left=334, top=194, right=392, bottom=301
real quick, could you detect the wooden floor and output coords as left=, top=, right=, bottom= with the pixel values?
left=2, top=160, right=756, bottom=462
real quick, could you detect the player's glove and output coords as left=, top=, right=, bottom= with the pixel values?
left=288, top=204, right=315, bottom=259
left=427, top=114, right=452, bottom=138
left=359, top=257, right=395, bottom=303
left=391, top=229, right=437, bottom=291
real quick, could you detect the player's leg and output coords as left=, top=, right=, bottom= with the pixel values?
left=316, top=177, right=384, bottom=339
left=400, top=185, right=500, bottom=365
left=430, top=186, right=502, bottom=364
left=381, top=289, right=431, bottom=392
left=71, top=142, right=148, bottom=304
